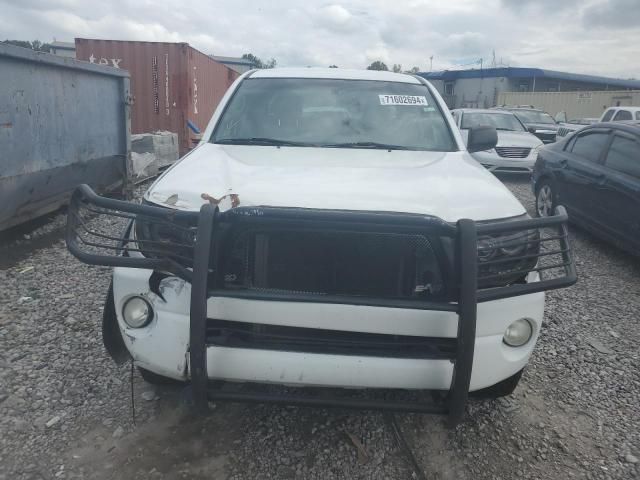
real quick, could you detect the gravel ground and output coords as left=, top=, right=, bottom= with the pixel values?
left=1, top=176, right=639, bottom=480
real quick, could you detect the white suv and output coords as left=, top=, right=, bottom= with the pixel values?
left=67, top=68, right=575, bottom=425
left=451, top=109, right=544, bottom=174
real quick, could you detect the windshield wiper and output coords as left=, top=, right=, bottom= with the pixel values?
left=321, top=141, right=413, bottom=150
left=216, top=138, right=415, bottom=150
left=215, top=137, right=312, bottom=147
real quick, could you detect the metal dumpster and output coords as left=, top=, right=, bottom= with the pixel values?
left=0, top=43, right=131, bottom=231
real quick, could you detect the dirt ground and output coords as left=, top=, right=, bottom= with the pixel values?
left=1, top=176, right=639, bottom=480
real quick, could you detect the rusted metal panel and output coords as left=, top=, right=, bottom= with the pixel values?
left=188, top=47, right=240, bottom=141
left=75, top=39, right=239, bottom=154
left=0, top=43, right=130, bottom=231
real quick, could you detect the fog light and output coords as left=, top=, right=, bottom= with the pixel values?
left=122, top=296, right=153, bottom=328
left=503, top=318, right=533, bottom=347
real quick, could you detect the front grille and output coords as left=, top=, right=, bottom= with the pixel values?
left=557, top=127, right=574, bottom=138
left=495, top=147, right=531, bottom=158
left=221, top=230, right=446, bottom=301
left=206, top=319, right=457, bottom=359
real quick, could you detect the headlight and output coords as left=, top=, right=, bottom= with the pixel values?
left=122, top=296, right=153, bottom=328
left=531, top=145, right=543, bottom=160
left=477, top=227, right=540, bottom=288
left=503, top=318, right=534, bottom=347
left=134, top=212, right=197, bottom=264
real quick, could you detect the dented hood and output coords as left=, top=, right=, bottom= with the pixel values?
left=145, top=143, right=525, bottom=222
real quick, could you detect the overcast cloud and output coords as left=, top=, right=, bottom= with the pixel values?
left=0, top=0, right=638, bottom=78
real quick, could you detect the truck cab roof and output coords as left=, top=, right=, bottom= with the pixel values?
left=251, top=67, right=422, bottom=84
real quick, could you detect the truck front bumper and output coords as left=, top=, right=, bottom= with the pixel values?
left=471, top=151, right=536, bottom=173
left=112, top=267, right=543, bottom=392
left=67, top=184, right=575, bottom=425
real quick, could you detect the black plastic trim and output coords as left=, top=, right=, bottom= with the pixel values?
left=189, top=203, right=217, bottom=413
left=206, top=389, right=448, bottom=414
left=447, top=218, right=477, bottom=426
left=102, top=282, right=131, bottom=365
left=205, top=319, right=457, bottom=359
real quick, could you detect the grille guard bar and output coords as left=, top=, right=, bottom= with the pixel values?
left=66, top=184, right=577, bottom=426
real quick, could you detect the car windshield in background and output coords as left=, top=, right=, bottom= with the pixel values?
left=569, top=118, right=598, bottom=125
left=513, top=110, right=556, bottom=125
left=211, top=78, right=456, bottom=151
left=461, top=112, right=525, bottom=131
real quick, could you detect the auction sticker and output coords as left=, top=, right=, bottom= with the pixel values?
left=379, top=94, right=428, bottom=106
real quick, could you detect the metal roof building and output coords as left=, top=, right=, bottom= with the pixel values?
left=418, top=67, right=640, bottom=109
left=49, top=41, right=76, bottom=58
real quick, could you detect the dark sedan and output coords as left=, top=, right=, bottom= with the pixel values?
left=497, top=107, right=559, bottom=144
left=532, top=121, right=640, bottom=255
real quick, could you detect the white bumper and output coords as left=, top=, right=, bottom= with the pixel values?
left=113, top=268, right=545, bottom=392
left=471, top=150, right=536, bottom=173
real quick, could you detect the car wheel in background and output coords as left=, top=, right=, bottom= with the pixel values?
left=535, top=180, right=557, bottom=217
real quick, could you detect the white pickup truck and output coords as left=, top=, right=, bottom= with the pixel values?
left=66, top=68, right=576, bottom=425
left=557, top=106, right=640, bottom=138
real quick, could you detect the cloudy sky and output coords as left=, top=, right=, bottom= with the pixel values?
left=1, top=0, right=638, bottom=78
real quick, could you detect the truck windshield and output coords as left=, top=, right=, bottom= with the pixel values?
left=461, top=112, right=525, bottom=131
left=211, top=78, right=456, bottom=151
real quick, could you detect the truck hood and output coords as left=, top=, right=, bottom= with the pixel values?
left=146, top=143, right=526, bottom=222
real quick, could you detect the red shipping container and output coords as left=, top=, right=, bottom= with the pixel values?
left=75, top=39, right=240, bottom=155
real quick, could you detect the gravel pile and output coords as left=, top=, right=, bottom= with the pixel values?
left=0, top=176, right=638, bottom=479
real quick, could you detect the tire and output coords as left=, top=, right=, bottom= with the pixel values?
left=535, top=179, right=557, bottom=217
left=470, top=369, right=524, bottom=399
left=138, top=367, right=185, bottom=386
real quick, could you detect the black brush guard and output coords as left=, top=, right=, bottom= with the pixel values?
left=66, top=184, right=576, bottom=426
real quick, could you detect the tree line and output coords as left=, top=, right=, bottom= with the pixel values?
left=366, top=61, right=420, bottom=73
left=2, top=39, right=52, bottom=52
left=241, top=54, right=421, bottom=73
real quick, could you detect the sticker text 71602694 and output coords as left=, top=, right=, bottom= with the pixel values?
left=379, top=95, right=428, bottom=106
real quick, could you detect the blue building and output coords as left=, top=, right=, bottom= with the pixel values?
left=418, top=67, right=640, bottom=109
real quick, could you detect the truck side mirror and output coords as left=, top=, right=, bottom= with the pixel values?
left=467, top=125, right=498, bottom=153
